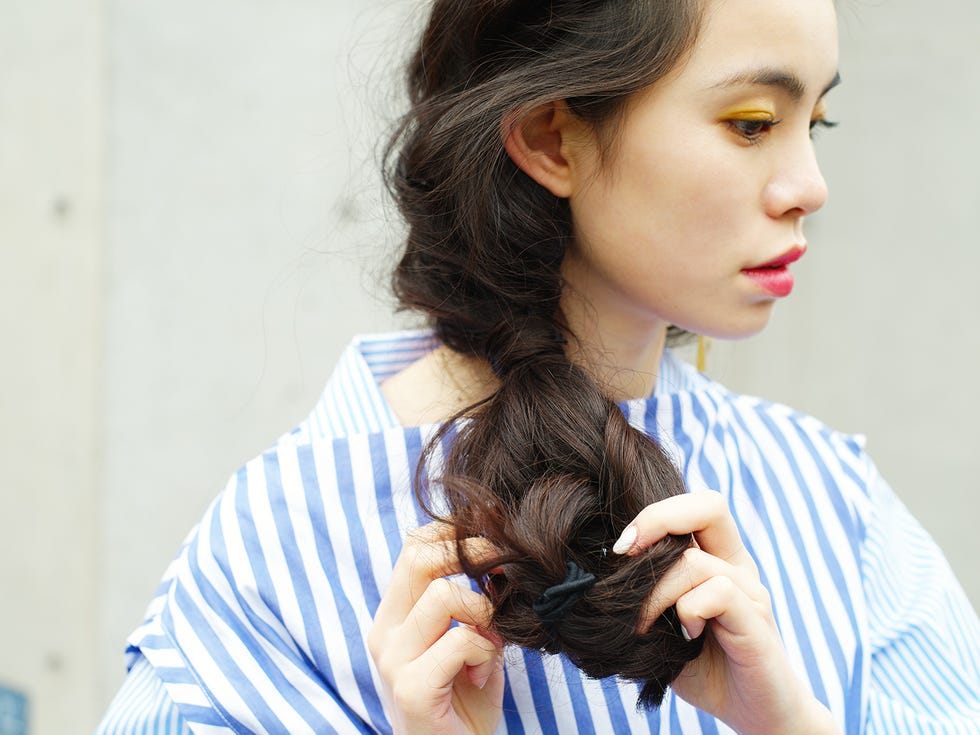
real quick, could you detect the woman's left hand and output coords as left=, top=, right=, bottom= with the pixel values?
left=614, top=490, right=839, bottom=735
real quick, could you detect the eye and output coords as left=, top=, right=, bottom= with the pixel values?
left=809, top=118, right=839, bottom=139
left=728, top=117, right=781, bottom=143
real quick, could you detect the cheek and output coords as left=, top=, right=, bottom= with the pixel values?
left=569, top=123, right=765, bottom=287
left=609, top=135, right=751, bottom=251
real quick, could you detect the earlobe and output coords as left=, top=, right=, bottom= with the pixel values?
left=501, top=102, right=585, bottom=199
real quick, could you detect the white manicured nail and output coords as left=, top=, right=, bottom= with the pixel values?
left=612, top=525, right=637, bottom=555
left=681, top=624, right=692, bottom=642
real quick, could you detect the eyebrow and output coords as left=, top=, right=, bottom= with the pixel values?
left=711, top=68, right=842, bottom=102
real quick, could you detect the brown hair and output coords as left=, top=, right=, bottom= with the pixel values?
left=385, top=0, right=706, bottom=709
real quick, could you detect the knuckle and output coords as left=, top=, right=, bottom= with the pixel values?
left=445, top=625, right=469, bottom=647
left=449, top=624, right=489, bottom=652
left=366, top=628, right=381, bottom=660
left=703, top=490, right=728, bottom=517
left=377, top=658, right=396, bottom=683
left=397, top=543, right=424, bottom=573
left=402, top=527, right=428, bottom=551
left=634, top=504, right=656, bottom=527
left=391, top=677, right=418, bottom=710
left=712, top=574, right=738, bottom=596
left=371, top=646, right=395, bottom=680
left=428, top=576, right=456, bottom=604
left=674, top=595, right=697, bottom=620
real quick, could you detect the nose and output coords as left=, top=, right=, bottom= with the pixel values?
left=762, top=138, right=829, bottom=218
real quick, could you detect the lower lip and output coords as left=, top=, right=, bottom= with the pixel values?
left=741, top=266, right=795, bottom=297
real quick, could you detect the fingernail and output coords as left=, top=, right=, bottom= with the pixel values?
left=681, top=624, right=692, bottom=642
left=475, top=673, right=491, bottom=689
left=612, top=525, right=638, bottom=555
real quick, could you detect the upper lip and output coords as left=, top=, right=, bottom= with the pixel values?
left=745, top=244, right=807, bottom=270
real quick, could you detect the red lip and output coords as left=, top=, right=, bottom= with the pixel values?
left=741, top=244, right=807, bottom=298
left=748, top=244, right=807, bottom=271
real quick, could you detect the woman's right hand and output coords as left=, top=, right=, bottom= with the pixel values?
left=617, top=491, right=839, bottom=735
left=368, top=522, right=505, bottom=735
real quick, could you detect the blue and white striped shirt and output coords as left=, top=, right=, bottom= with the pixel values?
left=96, top=330, right=980, bottom=734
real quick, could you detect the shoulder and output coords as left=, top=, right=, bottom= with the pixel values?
left=654, top=365, right=877, bottom=530
left=127, top=425, right=430, bottom=732
left=725, top=389, right=869, bottom=477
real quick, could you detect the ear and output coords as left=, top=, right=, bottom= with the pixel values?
left=501, top=101, right=593, bottom=199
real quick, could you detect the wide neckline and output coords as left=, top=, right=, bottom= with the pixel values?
left=307, top=329, right=715, bottom=440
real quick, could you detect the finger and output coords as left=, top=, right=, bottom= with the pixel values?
left=376, top=526, right=499, bottom=626
left=393, top=626, right=502, bottom=711
left=674, top=574, right=771, bottom=642
left=613, top=491, right=751, bottom=567
left=397, top=578, right=494, bottom=659
left=466, top=629, right=504, bottom=689
left=635, top=547, right=762, bottom=633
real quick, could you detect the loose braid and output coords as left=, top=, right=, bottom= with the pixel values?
left=385, top=0, right=706, bottom=708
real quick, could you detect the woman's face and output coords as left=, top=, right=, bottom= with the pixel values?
left=563, top=0, right=839, bottom=342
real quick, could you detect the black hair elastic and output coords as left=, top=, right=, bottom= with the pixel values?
left=533, top=561, right=596, bottom=625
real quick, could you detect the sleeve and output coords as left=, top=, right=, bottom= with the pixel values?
left=93, top=655, right=193, bottom=735
left=129, top=447, right=389, bottom=735
left=860, top=467, right=980, bottom=733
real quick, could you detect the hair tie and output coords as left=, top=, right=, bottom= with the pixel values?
left=533, top=561, right=596, bottom=625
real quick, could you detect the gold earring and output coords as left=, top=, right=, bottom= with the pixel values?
left=697, top=335, right=711, bottom=373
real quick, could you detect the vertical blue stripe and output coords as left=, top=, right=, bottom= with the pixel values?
left=402, top=427, right=431, bottom=528
left=295, top=443, right=390, bottom=733
left=330, top=439, right=383, bottom=612
left=599, top=675, right=633, bottom=733
left=500, top=668, right=526, bottom=735
left=643, top=699, right=662, bottom=734
left=685, top=395, right=721, bottom=492
left=182, top=507, right=353, bottom=734
left=521, top=650, right=560, bottom=734
left=110, top=336, right=980, bottom=734
left=369, top=432, right=403, bottom=567
left=782, top=419, right=867, bottom=732
left=729, top=406, right=852, bottom=701
left=696, top=707, right=721, bottom=734
left=232, top=466, right=282, bottom=624
left=165, top=580, right=278, bottom=733
left=721, top=418, right=830, bottom=705
left=669, top=394, right=696, bottom=478
left=261, top=453, right=330, bottom=678
left=559, top=655, right=597, bottom=735
left=205, top=477, right=317, bottom=667
left=669, top=695, right=683, bottom=732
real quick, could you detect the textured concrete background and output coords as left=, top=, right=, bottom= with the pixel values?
left=1, top=1, right=977, bottom=732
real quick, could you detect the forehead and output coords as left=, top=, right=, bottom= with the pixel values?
left=678, top=0, right=839, bottom=92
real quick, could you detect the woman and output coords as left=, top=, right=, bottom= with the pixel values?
left=96, top=0, right=980, bottom=733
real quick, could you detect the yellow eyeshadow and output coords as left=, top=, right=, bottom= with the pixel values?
left=720, top=109, right=775, bottom=121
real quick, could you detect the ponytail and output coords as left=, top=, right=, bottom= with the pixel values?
left=385, top=0, right=706, bottom=708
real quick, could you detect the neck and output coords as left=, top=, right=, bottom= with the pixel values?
left=559, top=259, right=670, bottom=402
left=561, top=299, right=668, bottom=402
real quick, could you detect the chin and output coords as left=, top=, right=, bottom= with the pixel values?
left=685, top=302, right=776, bottom=340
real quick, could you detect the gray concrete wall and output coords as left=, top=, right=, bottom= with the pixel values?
left=97, top=0, right=405, bottom=714
left=2, top=1, right=977, bottom=733
left=0, top=0, right=105, bottom=731
left=704, top=2, right=980, bottom=613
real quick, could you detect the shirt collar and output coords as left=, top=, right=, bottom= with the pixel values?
left=300, top=329, right=709, bottom=441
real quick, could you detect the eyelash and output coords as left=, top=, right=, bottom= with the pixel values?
left=727, top=117, right=840, bottom=144
left=809, top=118, right=839, bottom=138
left=728, top=118, right=781, bottom=143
